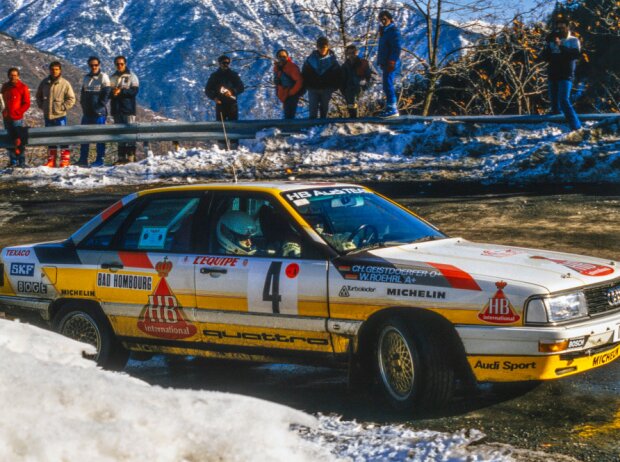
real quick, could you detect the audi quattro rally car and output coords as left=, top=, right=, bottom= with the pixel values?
left=0, top=182, right=619, bottom=410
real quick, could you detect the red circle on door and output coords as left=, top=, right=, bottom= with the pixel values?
left=285, top=263, right=300, bottom=278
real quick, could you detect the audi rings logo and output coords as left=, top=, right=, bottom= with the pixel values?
left=607, top=285, right=620, bottom=307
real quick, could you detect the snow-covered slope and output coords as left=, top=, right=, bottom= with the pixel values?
left=0, top=0, right=476, bottom=120
left=2, top=119, right=618, bottom=189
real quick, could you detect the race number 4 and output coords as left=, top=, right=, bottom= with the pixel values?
left=263, top=262, right=282, bottom=313
left=247, top=260, right=298, bottom=315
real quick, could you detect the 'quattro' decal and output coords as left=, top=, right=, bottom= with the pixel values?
left=478, top=281, right=520, bottom=324
left=137, top=258, right=197, bottom=340
left=530, top=256, right=614, bottom=277
left=10, top=263, right=35, bottom=277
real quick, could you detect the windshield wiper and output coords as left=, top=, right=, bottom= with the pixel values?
left=409, top=235, right=444, bottom=244
left=344, top=240, right=404, bottom=255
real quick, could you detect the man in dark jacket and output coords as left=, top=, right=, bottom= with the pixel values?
left=1, top=68, right=30, bottom=167
left=205, top=55, right=244, bottom=122
left=302, top=37, right=341, bottom=119
left=78, top=56, right=111, bottom=167
left=274, top=49, right=304, bottom=119
left=110, top=55, right=139, bottom=164
left=540, top=18, right=582, bottom=131
left=340, top=45, right=375, bottom=118
left=377, top=11, right=401, bottom=118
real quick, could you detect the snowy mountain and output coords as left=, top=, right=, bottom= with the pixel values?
left=0, top=0, right=476, bottom=120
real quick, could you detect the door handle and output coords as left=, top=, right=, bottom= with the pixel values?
left=101, top=262, right=124, bottom=271
left=200, top=267, right=228, bottom=275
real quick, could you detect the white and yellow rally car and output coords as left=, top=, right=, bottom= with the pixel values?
left=0, top=182, right=618, bottom=410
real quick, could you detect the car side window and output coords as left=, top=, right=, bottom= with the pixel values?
left=118, top=196, right=200, bottom=252
left=207, top=194, right=309, bottom=258
left=80, top=201, right=137, bottom=249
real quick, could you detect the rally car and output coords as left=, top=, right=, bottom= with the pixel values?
left=0, top=182, right=618, bottom=411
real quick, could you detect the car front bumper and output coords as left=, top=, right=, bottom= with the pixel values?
left=457, top=309, right=620, bottom=381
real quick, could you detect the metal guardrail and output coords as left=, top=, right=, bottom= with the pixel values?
left=1, top=114, right=618, bottom=148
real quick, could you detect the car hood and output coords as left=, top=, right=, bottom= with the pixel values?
left=366, top=238, right=619, bottom=293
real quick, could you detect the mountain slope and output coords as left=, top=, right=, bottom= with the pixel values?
left=0, top=32, right=162, bottom=125
left=0, top=0, right=477, bottom=120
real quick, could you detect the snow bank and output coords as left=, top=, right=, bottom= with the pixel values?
left=0, top=319, right=577, bottom=461
left=0, top=319, right=323, bottom=462
left=3, top=120, right=619, bottom=190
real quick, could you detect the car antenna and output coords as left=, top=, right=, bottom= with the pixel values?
left=220, top=112, right=237, bottom=183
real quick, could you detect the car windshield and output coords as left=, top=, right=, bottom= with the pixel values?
left=282, top=187, right=446, bottom=253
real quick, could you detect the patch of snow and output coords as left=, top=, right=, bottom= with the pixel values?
left=3, top=121, right=618, bottom=190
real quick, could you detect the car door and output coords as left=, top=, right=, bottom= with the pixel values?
left=193, top=191, right=332, bottom=355
left=91, top=192, right=203, bottom=346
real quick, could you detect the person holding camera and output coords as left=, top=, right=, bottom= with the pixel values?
left=205, top=55, right=244, bottom=123
left=540, top=18, right=582, bottom=132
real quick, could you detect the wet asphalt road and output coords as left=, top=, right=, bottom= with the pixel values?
left=0, top=184, right=618, bottom=461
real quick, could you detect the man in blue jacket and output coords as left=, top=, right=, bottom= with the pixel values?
left=540, top=18, right=582, bottom=132
left=110, top=55, right=139, bottom=164
left=377, top=10, right=401, bottom=118
left=302, top=37, right=341, bottom=119
left=78, top=56, right=111, bottom=167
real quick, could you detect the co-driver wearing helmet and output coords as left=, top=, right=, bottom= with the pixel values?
left=216, top=209, right=301, bottom=257
left=216, top=210, right=258, bottom=256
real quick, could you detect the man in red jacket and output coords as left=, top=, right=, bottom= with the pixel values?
left=274, top=49, right=304, bottom=119
left=1, top=68, right=30, bottom=167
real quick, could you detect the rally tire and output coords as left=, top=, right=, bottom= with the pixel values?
left=374, top=317, right=454, bottom=411
left=53, top=303, right=129, bottom=370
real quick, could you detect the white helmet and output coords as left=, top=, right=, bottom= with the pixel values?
left=216, top=210, right=258, bottom=255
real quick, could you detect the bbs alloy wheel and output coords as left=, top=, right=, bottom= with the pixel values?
left=53, top=303, right=129, bottom=370
left=377, top=325, right=415, bottom=401
left=374, top=316, right=455, bottom=411
left=59, top=312, right=102, bottom=360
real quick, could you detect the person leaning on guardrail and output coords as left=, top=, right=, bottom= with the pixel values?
left=36, top=61, right=76, bottom=168
left=1, top=67, right=30, bottom=168
left=77, top=56, right=111, bottom=168
left=110, top=55, right=139, bottom=164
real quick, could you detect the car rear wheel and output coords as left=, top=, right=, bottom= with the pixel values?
left=53, top=303, right=129, bottom=370
left=375, top=317, right=454, bottom=411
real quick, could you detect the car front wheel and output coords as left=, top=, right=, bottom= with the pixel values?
left=375, top=317, right=454, bottom=411
left=53, top=303, right=129, bottom=370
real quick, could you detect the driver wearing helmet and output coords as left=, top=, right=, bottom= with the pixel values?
left=216, top=210, right=258, bottom=255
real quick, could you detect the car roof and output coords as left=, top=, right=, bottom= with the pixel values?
left=140, top=181, right=366, bottom=196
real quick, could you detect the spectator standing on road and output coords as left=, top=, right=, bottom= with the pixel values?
left=78, top=56, right=111, bottom=167
left=302, top=37, right=341, bottom=119
left=540, top=18, right=582, bottom=132
left=274, top=49, right=304, bottom=119
left=340, top=45, right=375, bottom=118
left=1, top=68, right=30, bottom=167
left=377, top=11, right=401, bottom=118
left=205, top=55, right=245, bottom=123
left=36, top=61, right=76, bottom=168
left=110, top=55, right=139, bottom=164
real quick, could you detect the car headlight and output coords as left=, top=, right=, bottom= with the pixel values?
left=526, top=292, right=587, bottom=324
